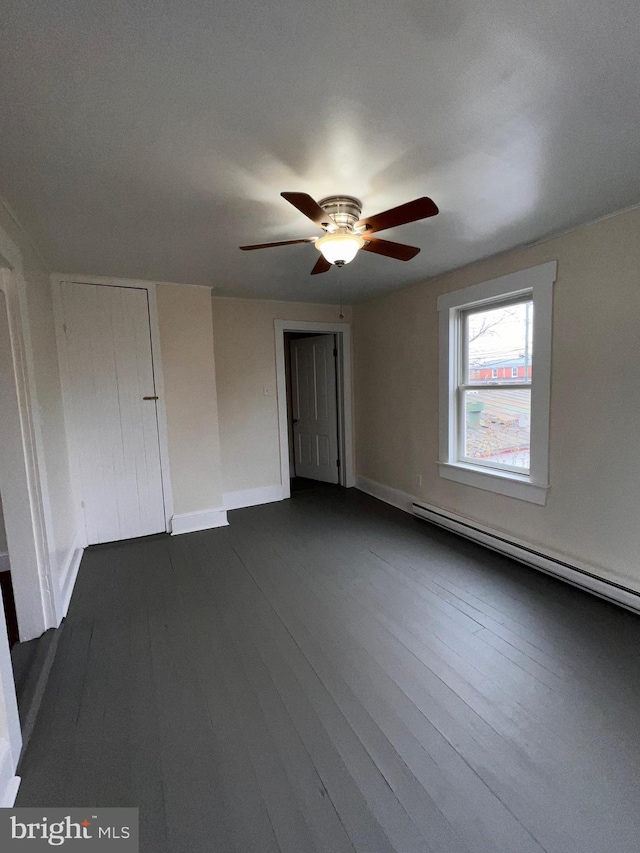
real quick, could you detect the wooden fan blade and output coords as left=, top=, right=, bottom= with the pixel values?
left=240, top=238, right=314, bottom=251
left=357, top=196, right=438, bottom=234
left=311, top=255, right=331, bottom=275
left=361, top=237, right=421, bottom=261
left=281, top=192, right=335, bottom=228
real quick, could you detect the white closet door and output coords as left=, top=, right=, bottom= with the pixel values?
left=291, top=335, right=339, bottom=484
left=59, top=283, right=166, bottom=544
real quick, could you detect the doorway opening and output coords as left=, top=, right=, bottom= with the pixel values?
left=275, top=320, right=354, bottom=500
left=285, top=332, right=340, bottom=494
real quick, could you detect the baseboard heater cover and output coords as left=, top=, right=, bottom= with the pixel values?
left=412, top=502, right=640, bottom=615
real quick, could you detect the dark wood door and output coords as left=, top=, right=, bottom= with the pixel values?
left=0, top=570, right=19, bottom=648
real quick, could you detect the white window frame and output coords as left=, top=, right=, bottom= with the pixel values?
left=437, top=261, right=556, bottom=505
left=511, top=366, right=518, bottom=378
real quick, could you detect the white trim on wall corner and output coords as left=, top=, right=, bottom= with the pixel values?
left=1, top=775, right=21, bottom=808
left=355, top=474, right=640, bottom=616
left=0, top=622, right=20, bottom=803
left=1, top=268, right=57, bottom=640
left=223, top=485, right=284, bottom=511
left=58, top=532, right=84, bottom=621
left=170, top=508, right=228, bottom=536
left=0, top=738, right=20, bottom=805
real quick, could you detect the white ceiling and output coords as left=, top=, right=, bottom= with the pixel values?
left=1, top=0, right=639, bottom=303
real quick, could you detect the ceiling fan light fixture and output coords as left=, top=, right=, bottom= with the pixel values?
left=315, top=231, right=365, bottom=266
left=240, top=192, right=437, bottom=275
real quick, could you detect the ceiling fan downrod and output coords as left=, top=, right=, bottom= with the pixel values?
left=317, top=196, right=363, bottom=233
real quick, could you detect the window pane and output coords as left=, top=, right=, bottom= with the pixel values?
left=463, top=388, right=531, bottom=470
left=466, top=301, right=533, bottom=384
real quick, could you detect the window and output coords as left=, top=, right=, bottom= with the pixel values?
left=437, top=262, right=556, bottom=504
left=461, top=298, right=533, bottom=473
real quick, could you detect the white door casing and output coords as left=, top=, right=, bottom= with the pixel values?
left=57, top=282, right=166, bottom=544
left=0, top=266, right=56, bottom=640
left=274, top=319, right=354, bottom=500
left=290, top=334, right=339, bottom=484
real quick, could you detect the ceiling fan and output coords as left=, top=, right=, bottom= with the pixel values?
left=240, top=192, right=439, bottom=275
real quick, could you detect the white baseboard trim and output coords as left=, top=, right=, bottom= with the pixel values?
left=0, top=551, right=9, bottom=574
left=58, top=532, right=84, bottom=619
left=0, top=739, right=20, bottom=807
left=170, top=507, right=228, bottom=536
left=223, top=485, right=284, bottom=511
left=355, top=475, right=640, bottom=615
left=355, top=476, right=415, bottom=514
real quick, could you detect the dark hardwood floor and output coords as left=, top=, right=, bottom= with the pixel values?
left=16, top=487, right=640, bottom=852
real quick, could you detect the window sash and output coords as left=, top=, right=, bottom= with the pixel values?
left=455, top=386, right=532, bottom=475
left=458, top=382, right=531, bottom=392
left=460, top=296, right=532, bottom=385
left=455, top=297, right=533, bottom=476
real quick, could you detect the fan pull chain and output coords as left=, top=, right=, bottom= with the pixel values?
left=339, top=271, right=344, bottom=320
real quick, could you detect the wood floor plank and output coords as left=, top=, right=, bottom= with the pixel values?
left=15, top=487, right=640, bottom=853
left=149, top=540, right=262, bottom=853
left=225, top=606, right=360, bottom=853
left=172, top=534, right=318, bottom=853
left=224, top=496, right=640, bottom=851
left=262, top=525, right=568, bottom=712
left=226, top=532, right=548, bottom=853
left=192, top=535, right=403, bottom=853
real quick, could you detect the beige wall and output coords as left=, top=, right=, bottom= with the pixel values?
left=212, top=297, right=351, bottom=496
left=157, top=284, right=223, bottom=515
left=354, top=206, right=640, bottom=592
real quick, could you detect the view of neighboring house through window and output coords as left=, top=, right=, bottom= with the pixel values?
left=437, top=261, right=555, bottom=505
left=462, top=299, right=533, bottom=472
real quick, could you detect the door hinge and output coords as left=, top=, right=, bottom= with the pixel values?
left=336, top=458, right=340, bottom=467
left=333, top=347, right=338, bottom=357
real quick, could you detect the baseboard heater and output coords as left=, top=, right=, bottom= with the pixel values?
left=412, top=502, right=640, bottom=616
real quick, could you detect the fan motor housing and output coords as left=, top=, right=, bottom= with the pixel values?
left=318, top=196, right=362, bottom=231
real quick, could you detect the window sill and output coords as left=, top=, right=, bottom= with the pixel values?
left=438, top=462, right=549, bottom=505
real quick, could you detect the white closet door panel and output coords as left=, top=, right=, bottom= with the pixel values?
left=291, top=335, right=339, bottom=484
left=110, top=287, right=142, bottom=539
left=112, top=286, right=165, bottom=537
left=60, top=283, right=165, bottom=544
